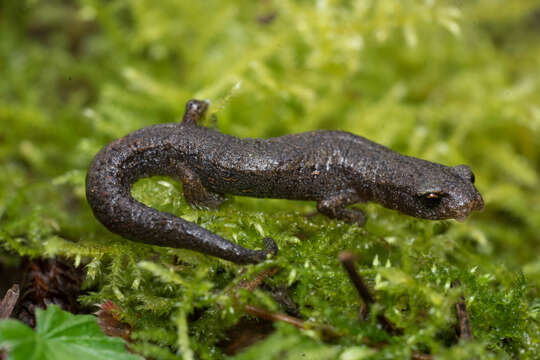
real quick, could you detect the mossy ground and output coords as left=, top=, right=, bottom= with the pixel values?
left=1, top=1, right=539, bottom=359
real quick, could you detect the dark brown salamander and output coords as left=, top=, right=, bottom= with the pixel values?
left=86, top=99, right=484, bottom=264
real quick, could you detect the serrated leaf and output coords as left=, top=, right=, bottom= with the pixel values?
left=0, top=305, right=142, bottom=360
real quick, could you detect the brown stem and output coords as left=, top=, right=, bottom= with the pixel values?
left=234, top=267, right=279, bottom=292
left=243, top=304, right=305, bottom=329
left=241, top=304, right=341, bottom=341
left=339, top=252, right=374, bottom=305
left=339, top=251, right=403, bottom=336
left=452, top=280, right=473, bottom=340
left=232, top=268, right=341, bottom=340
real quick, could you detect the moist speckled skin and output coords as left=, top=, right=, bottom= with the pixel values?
left=86, top=100, right=484, bottom=264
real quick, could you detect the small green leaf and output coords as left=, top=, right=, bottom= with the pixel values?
left=0, top=305, right=142, bottom=360
left=0, top=320, right=35, bottom=347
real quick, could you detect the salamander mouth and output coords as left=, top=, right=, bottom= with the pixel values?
left=453, top=193, right=484, bottom=222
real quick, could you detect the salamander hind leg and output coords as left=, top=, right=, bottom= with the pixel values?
left=317, top=189, right=366, bottom=226
left=181, top=168, right=225, bottom=209
left=182, top=99, right=209, bottom=125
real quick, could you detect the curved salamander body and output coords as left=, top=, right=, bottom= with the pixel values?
left=86, top=100, right=484, bottom=264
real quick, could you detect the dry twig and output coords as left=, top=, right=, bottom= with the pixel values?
left=339, top=251, right=403, bottom=335
left=0, top=284, right=20, bottom=318
left=452, top=280, right=473, bottom=340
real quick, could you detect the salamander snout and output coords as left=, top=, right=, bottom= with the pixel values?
left=448, top=164, right=484, bottom=221
left=453, top=192, right=484, bottom=222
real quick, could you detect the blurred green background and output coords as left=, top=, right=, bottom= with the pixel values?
left=1, top=0, right=539, bottom=359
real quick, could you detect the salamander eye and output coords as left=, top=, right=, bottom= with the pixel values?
left=453, top=164, right=475, bottom=184
left=419, top=192, right=446, bottom=208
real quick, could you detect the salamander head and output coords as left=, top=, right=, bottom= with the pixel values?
left=371, top=163, right=484, bottom=222
left=408, top=164, right=484, bottom=221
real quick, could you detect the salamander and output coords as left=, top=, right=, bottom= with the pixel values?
left=86, top=99, right=484, bottom=264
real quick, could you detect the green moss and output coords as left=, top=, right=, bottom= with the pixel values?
left=1, top=0, right=539, bottom=359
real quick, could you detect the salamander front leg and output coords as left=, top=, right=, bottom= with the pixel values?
left=317, top=189, right=366, bottom=226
